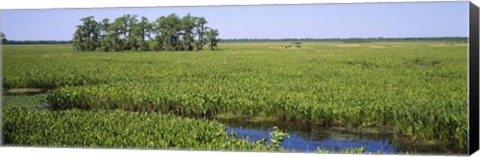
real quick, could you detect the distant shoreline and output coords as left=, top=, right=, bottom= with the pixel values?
left=2, top=37, right=468, bottom=45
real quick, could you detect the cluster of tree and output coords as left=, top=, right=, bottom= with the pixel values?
left=73, top=14, right=219, bottom=52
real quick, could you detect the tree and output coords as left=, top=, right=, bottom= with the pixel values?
left=72, top=16, right=100, bottom=51
left=180, top=14, right=196, bottom=51
left=149, top=21, right=163, bottom=51
left=136, top=16, right=152, bottom=51
left=155, top=14, right=181, bottom=51
left=193, top=17, right=208, bottom=51
left=206, top=28, right=219, bottom=51
left=108, top=15, right=139, bottom=51
left=153, top=16, right=167, bottom=51
left=1, top=32, right=7, bottom=44
left=124, top=14, right=139, bottom=50
left=99, top=18, right=110, bottom=39
left=109, top=16, right=127, bottom=52
left=99, top=18, right=112, bottom=52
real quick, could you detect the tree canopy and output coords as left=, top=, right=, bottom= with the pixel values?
left=73, top=14, right=219, bottom=52
left=1, top=32, right=7, bottom=44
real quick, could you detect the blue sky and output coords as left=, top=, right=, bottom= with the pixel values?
left=0, top=1, right=469, bottom=40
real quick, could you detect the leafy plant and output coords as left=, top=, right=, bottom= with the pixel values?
left=267, top=126, right=290, bottom=150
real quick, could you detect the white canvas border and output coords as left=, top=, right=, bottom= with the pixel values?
left=0, top=0, right=477, bottom=157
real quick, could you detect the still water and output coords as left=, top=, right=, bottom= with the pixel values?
left=226, top=126, right=394, bottom=153
left=219, top=119, right=462, bottom=154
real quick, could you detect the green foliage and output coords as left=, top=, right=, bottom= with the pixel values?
left=267, top=127, right=289, bottom=150
left=72, top=14, right=219, bottom=52
left=73, top=16, right=100, bottom=51
left=99, top=18, right=112, bottom=52
left=207, top=29, right=219, bottom=50
left=194, top=17, right=208, bottom=50
left=136, top=16, right=152, bottom=51
left=2, top=41, right=468, bottom=150
left=2, top=107, right=270, bottom=151
left=2, top=94, right=47, bottom=109
left=2, top=107, right=373, bottom=153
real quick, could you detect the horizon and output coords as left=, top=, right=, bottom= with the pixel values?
left=2, top=36, right=469, bottom=42
left=0, top=1, right=469, bottom=40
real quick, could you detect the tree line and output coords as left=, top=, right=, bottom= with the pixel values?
left=1, top=32, right=72, bottom=45
left=73, top=14, right=219, bottom=52
left=221, top=37, right=468, bottom=43
left=3, top=40, right=72, bottom=45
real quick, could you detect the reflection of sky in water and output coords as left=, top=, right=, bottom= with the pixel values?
left=226, top=127, right=395, bottom=153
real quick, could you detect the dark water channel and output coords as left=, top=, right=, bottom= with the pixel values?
left=217, top=118, right=464, bottom=154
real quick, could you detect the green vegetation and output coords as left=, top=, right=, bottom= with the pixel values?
left=72, top=14, right=219, bottom=52
left=2, top=94, right=47, bottom=109
left=268, top=127, right=290, bottom=150
left=1, top=41, right=468, bottom=152
left=2, top=107, right=270, bottom=150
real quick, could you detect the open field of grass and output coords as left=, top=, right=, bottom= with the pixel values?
left=1, top=41, right=468, bottom=152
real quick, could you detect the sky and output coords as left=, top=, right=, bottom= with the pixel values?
left=0, top=1, right=469, bottom=40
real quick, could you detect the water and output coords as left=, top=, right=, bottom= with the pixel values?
left=219, top=118, right=464, bottom=154
left=226, top=126, right=394, bottom=153
left=227, top=127, right=396, bottom=153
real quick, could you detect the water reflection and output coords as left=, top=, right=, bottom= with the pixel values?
left=219, top=118, right=462, bottom=154
left=226, top=126, right=395, bottom=153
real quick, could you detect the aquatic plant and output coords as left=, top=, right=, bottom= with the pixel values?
left=3, top=42, right=468, bottom=149
left=2, top=107, right=270, bottom=150
left=267, top=126, right=290, bottom=150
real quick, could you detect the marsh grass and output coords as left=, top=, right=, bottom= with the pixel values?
left=2, top=41, right=468, bottom=152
